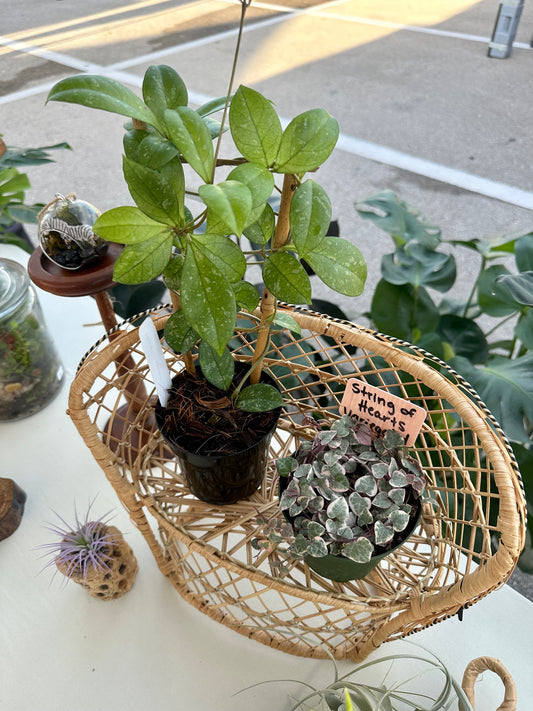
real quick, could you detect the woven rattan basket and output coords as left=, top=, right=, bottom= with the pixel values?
left=68, top=304, right=526, bottom=661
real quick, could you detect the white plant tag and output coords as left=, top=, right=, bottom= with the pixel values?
left=139, top=316, right=172, bottom=407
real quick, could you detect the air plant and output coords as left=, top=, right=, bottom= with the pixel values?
left=236, top=636, right=475, bottom=711
left=38, top=502, right=120, bottom=584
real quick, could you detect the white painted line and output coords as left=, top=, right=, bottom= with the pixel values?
left=336, top=132, right=533, bottom=211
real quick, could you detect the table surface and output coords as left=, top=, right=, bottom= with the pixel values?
left=1, top=242, right=531, bottom=711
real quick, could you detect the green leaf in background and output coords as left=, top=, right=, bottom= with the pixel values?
left=142, top=65, right=188, bottom=123
left=164, top=106, right=214, bottom=182
left=289, top=180, right=331, bottom=256
left=5, top=204, right=40, bottom=224
left=109, top=280, right=167, bottom=320
left=263, top=251, right=312, bottom=303
left=381, top=243, right=456, bottom=292
left=94, top=206, right=167, bottom=244
left=274, top=109, right=339, bottom=174
left=164, top=309, right=199, bottom=354
left=370, top=281, right=439, bottom=341
left=515, top=309, right=533, bottom=349
left=46, top=75, right=159, bottom=128
left=243, top=203, right=275, bottom=245
left=113, top=231, right=173, bottom=283
left=515, top=233, right=533, bottom=272
left=355, top=190, right=441, bottom=248
left=437, top=314, right=488, bottom=363
left=229, top=85, right=282, bottom=167
left=233, top=280, right=260, bottom=312
left=122, top=155, right=185, bottom=225
left=304, top=237, right=366, bottom=296
left=228, top=162, right=274, bottom=210
left=0, top=142, right=70, bottom=167
left=496, top=272, right=533, bottom=307
left=235, top=383, right=284, bottom=412
left=450, top=353, right=533, bottom=443
left=477, top=264, right=520, bottom=316
left=181, top=241, right=236, bottom=354
left=189, top=233, right=246, bottom=283
left=198, top=181, right=252, bottom=237
left=198, top=341, right=235, bottom=390
left=0, top=167, right=31, bottom=202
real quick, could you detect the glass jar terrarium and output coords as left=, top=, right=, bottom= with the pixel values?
left=0, top=259, right=64, bottom=421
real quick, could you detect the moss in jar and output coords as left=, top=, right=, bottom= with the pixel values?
left=0, top=312, right=63, bottom=420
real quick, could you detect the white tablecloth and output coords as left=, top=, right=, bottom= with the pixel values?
left=1, top=244, right=530, bottom=711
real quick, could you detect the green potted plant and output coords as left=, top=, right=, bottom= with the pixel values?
left=254, top=414, right=427, bottom=582
left=38, top=504, right=138, bottom=599
left=44, top=0, right=367, bottom=505
left=0, top=135, right=70, bottom=253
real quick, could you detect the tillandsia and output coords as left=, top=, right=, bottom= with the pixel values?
left=38, top=504, right=120, bottom=584
left=45, top=0, right=367, bottom=414
left=254, top=415, right=427, bottom=564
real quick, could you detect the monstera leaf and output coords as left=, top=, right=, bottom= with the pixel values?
left=450, top=353, right=533, bottom=442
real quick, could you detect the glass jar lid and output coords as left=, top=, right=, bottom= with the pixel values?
left=0, top=258, right=30, bottom=321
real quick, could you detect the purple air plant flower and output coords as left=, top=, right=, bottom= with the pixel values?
left=38, top=502, right=120, bottom=585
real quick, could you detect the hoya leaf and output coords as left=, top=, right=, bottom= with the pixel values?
left=228, top=162, right=274, bottom=209
left=243, top=203, right=275, bottom=245
left=235, top=383, right=284, bottom=412
left=198, top=341, right=235, bottom=391
left=47, top=75, right=160, bottom=128
left=190, top=233, right=246, bottom=283
left=181, top=242, right=236, bottom=354
left=229, top=85, right=282, bottom=167
left=162, top=253, right=184, bottom=291
left=271, top=312, right=302, bottom=336
left=274, top=109, right=339, bottom=174
left=198, top=181, right=252, bottom=237
left=263, top=251, right=312, bottom=304
left=164, top=309, right=198, bottom=354
left=233, top=280, right=260, bottom=312
left=93, top=206, right=167, bottom=244
left=289, top=180, right=331, bottom=257
left=142, top=65, right=188, bottom=123
left=113, top=232, right=173, bottom=283
left=164, top=106, right=214, bottom=183
left=196, top=94, right=230, bottom=117
left=304, top=237, right=366, bottom=297
left=122, top=155, right=185, bottom=225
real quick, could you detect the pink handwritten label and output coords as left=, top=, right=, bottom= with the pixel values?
left=340, top=379, right=426, bottom=446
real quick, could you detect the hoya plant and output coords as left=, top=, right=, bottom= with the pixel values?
left=45, top=1, right=366, bottom=413
left=255, top=415, right=426, bottom=564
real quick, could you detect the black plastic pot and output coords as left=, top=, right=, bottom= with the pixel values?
left=279, top=476, right=422, bottom=582
left=155, top=365, right=281, bottom=506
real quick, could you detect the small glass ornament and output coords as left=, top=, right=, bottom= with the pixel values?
left=38, top=193, right=107, bottom=270
left=0, top=259, right=64, bottom=420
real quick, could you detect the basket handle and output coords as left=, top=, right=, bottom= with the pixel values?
left=461, top=656, right=517, bottom=711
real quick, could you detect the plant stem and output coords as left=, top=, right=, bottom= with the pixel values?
left=250, top=173, right=298, bottom=384
left=462, top=256, right=485, bottom=317
left=212, top=0, right=251, bottom=178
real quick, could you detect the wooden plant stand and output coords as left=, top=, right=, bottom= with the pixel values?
left=67, top=305, right=526, bottom=662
